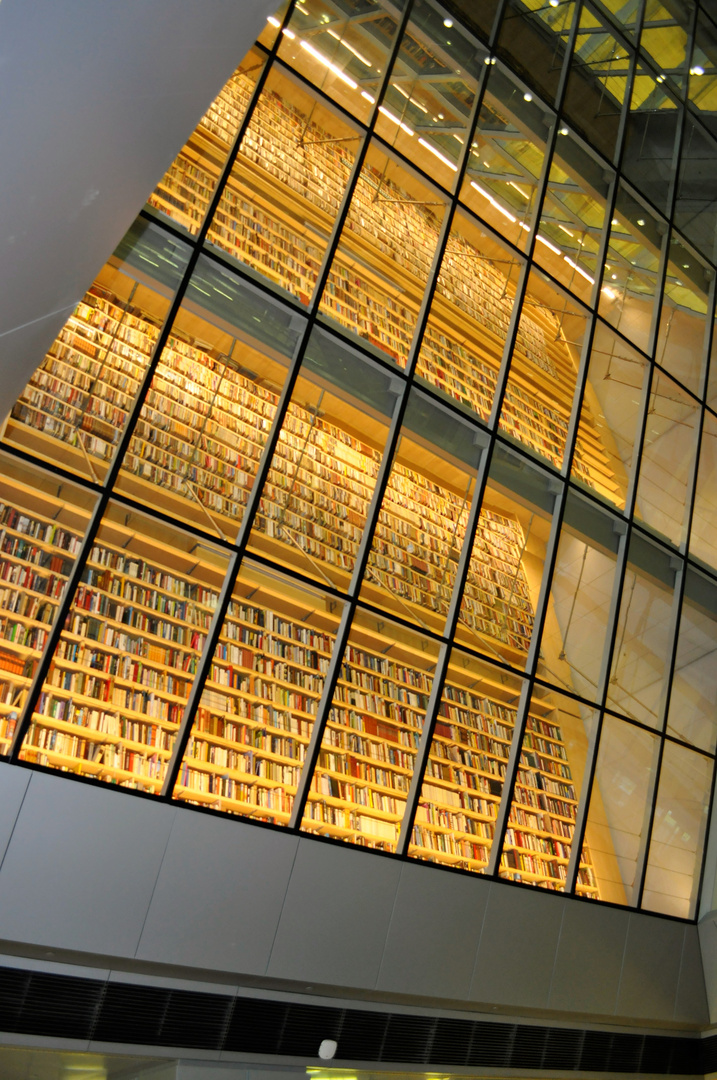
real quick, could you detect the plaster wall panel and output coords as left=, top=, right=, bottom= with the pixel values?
left=549, top=900, right=627, bottom=1016
left=469, top=883, right=563, bottom=1010
left=0, top=763, right=31, bottom=869
left=675, top=925, right=709, bottom=1025
left=137, top=812, right=299, bottom=974
left=377, top=862, right=487, bottom=1000
left=0, top=773, right=175, bottom=957
left=267, top=839, right=401, bottom=988
left=616, top=911, right=683, bottom=1021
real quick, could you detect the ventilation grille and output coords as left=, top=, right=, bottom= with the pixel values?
left=0, top=965, right=707, bottom=1074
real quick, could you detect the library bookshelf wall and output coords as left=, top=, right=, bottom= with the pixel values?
left=0, top=58, right=604, bottom=895
left=145, top=65, right=616, bottom=502
left=0, top=283, right=597, bottom=889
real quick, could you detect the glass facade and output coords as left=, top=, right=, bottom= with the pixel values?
left=2, top=0, right=717, bottom=919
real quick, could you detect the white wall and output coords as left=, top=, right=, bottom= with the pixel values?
left=0, top=764, right=706, bottom=1027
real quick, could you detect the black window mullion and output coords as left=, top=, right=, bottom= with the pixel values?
left=161, top=1, right=421, bottom=805
left=394, top=432, right=494, bottom=856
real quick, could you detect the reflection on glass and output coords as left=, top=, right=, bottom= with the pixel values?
left=674, top=117, right=717, bottom=263
left=562, top=5, right=631, bottom=161
left=536, top=131, right=610, bottom=304
left=606, top=532, right=677, bottom=729
left=690, top=410, right=717, bottom=572
left=496, top=0, right=576, bottom=104
left=499, top=268, right=588, bottom=472
left=303, top=608, right=439, bottom=850
left=277, top=0, right=406, bottom=122
left=599, top=184, right=665, bottom=356
left=360, top=391, right=482, bottom=633
left=634, top=370, right=699, bottom=547
left=455, top=444, right=555, bottom=667
left=687, top=12, right=717, bottom=137
left=147, top=48, right=266, bottom=235
left=174, top=562, right=343, bottom=824
left=656, top=233, right=711, bottom=395
left=583, top=714, right=659, bottom=905
left=667, top=569, right=717, bottom=754
left=572, top=320, right=649, bottom=510
left=622, top=63, right=680, bottom=216
left=19, top=505, right=229, bottom=792
left=5, top=220, right=191, bottom=485
left=376, top=0, right=488, bottom=191
left=319, top=141, right=447, bottom=366
left=501, top=687, right=598, bottom=894
left=538, top=492, right=620, bottom=705
left=249, top=332, right=397, bottom=591
left=116, top=258, right=305, bottom=540
left=642, top=740, right=712, bottom=918
left=411, top=651, right=524, bottom=873
left=0, top=455, right=97, bottom=749
left=640, top=0, right=693, bottom=95
left=207, top=66, right=360, bottom=305
left=258, top=2, right=289, bottom=49
left=462, top=65, right=553, bottom=252
left=415, top=212, right=523, bottom=422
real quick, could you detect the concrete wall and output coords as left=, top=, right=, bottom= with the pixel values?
left=0, top=763, right=706, bottom=1029
left=0, top=0, right=277, bottom=422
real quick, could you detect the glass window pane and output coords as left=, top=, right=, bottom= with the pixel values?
left=606, top=532, right=677, bottom=729
left=674, top=116, right=717, bottom=264
left=501, top=688, right=598, bottom=893
left=376, top=0, right=489, bottom=192
left=410, top=651, right=525, bottom=872
left=499, top=268, right=589, bottom=471
left=303, top=608, right=440, bottom=850
left=319, top=142, right=448, bottom=366
left=688, top=12, right=717, bottom=138
left=461, top=64, right=554, bottom=251
left=415, top=212, right=523, bottom=423
left=174, top=561, right=344, bottom=823
left=562, top=5, right=632, bottom=161
left=642, top=740, right=712, bottom=918
left=598, top=184, right=665, bottom=356
left=360, top=390, right=484, bottom=635
left=583, top=714, right=659, bottom=905
left=640, top=0, right=693, bottom=96
left=249, top=330, right=398, bottom=592
left=538, top=491, right=621, bottom=704
left=536, top=130, right=610, bottom=305
left=277, top=0, right=407, bottom=121
left=634, top=370, right=700, bottom=548
left=656, top=232, right=711, bottom=396
left=0, top=453, right=97, bottom=746
left=690, top=409, right=717, bottom=572
left=622, top=62, right=680, bottom=216
left=5, top=219, right=191, bottom=485
left=259, top=2, right=289, bottom=49
left=572, top=319, right=649, bottom=511
left=115, top=257, right=306, bottom=540
left=19, top=505, right=229, bottom=791
left=147, top=49, right=266, bottom=236
left=667, top=568, right=717, bottom=753
left=496, top=0, right=577, bottom=105
left=206, top=67, right=361, bottom=306
left=455, top=444, right=557, bottom=668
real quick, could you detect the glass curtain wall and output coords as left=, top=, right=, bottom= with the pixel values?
left=2, top=0, right=717, bottom=920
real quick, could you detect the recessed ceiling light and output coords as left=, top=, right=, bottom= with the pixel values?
left=637, top=218, right=645, bottom=226
left=691, top=65, right=705, bottom=75
left=444, top=17, right=453, bottom=27
left=559, top=125, right=569, bottom=135
left=523, top=92, right=533, bottom=101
